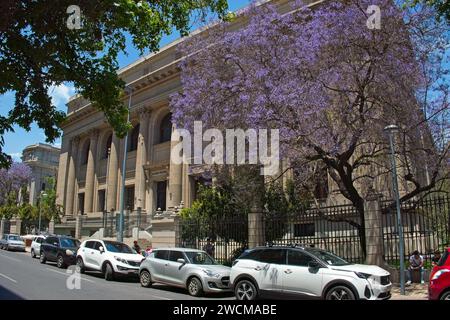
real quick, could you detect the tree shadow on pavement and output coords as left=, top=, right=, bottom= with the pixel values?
left=0, top=285, right=25, bottom=300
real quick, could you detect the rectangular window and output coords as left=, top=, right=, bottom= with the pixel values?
left=78, top=193, right=85, bottom=214
left=124, top=186, right=135, bottom=210
left=98, top=190, right=106, bottom=212
left=294, top=223, right=315, bottom=237
left=156, top=181, right=167, bottom=211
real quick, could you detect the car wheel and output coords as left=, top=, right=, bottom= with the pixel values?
left=40, top=251, right=47, bottom=264
left=76, top=257, right=85, bottom=274
left=31, top=249, right=36, bottom=258
left=187, top=277, right=203, bottom=297
left=440, top=291, right=450, bottom=300
left=325, top=285, right=356, bottom=300
left=57, top=255, right=66, bottom=268
left=140, top=270, right=152, bottom=288
left=104, top=263, right=115, bottom=281
left=235, top=279, right=258, bottom=300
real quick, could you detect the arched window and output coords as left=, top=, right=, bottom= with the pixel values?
left=102, top=134, right=112, bottom=159
left=159, top=113, right=172, bottom=143
left=128, top=124, right=140, bottom=152
left=81, top=140, right=90, bottom=165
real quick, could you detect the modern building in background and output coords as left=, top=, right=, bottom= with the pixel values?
left=22, top=143, right=60, bottom=205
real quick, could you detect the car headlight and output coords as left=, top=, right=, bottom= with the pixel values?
left=431, top=269, right=450, bottom=280
left=202, top=269, right=221, bottom=278
left=355, top=272, right=371, bottom=279
left=66, top=249, right=74, bottom=256
left=114, top=256, right=128, bottom=264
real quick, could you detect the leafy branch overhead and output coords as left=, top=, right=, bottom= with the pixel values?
left=0, top=0, right=228, bottom=168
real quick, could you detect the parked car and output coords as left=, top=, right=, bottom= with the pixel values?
left=230, top=245, right=392, bottom=300
left=429, top=247, right=450, bottom=300
left=40, top=235, right=80, bottom=268
left=30, top=235, right=47, bottom=258
left=0, top=234, right=26, bottom=251
left=139, top=248, right=231, bottom=297
left=76, top=239, right=144, bottom=281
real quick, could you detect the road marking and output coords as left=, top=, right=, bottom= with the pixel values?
left=0, top=273, right=18, bottom=283
left=0, top=253, right=21, bottom=262
left=45, top=268, right=96, bottom=283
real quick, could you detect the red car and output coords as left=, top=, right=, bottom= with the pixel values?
left=429, top=248, right=450, bottom=300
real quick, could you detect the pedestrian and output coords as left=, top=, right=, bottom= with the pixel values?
left=203, top=238, right=215, bottom=258
left=432, top=250, right=442, bottom=267
left=133, top=240, right=141, bottom=255
left=144, top=246, right=153, bottom=257
left=406, top=250, right=425, bottom=285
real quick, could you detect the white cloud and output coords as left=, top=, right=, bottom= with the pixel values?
left=48, top=83, right=76, bottom=109
left=8, top=152, right=22, bottom=161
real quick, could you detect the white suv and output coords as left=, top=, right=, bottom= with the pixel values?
left=30, top=235, right=47, bottom=258
left=230, top=246, right=392, bottom=300
left=76, top=239, right=144, bottom=281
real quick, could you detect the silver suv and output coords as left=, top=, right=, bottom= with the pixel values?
left=0, top=234, right=26, bottom=251
left=139, top=248, right=231, bottom=296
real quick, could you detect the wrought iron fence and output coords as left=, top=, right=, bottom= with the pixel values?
left=180, top=203, right=364, bottom=264
left=180, top=216, right=248, bottom=265
left=80, top=210, right=151, bottom=238
left=266, top=204, right=364, bottom=263
left=381, top=194, right=450, bottom=265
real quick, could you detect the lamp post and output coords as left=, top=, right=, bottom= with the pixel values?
left=39, top=191, right=48, bottom=234
left=118, top=87, right=132, bottom=243
left=384, top=124, right=405, bottom=295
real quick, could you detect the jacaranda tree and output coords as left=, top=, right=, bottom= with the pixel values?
left=171, top=0, right=450, bottom=256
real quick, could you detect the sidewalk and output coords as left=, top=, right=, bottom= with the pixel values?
left=390, top=283, right=428, bottom=300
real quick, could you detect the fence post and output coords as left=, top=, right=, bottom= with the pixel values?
left=49, top=217, right=55, bottom=234
left=0, top=217, right=5, bottom=238
left=248, top=203, right=265, bottom=249
left=75, top=214, right=82, bottom=239
left=364, top=189, right=386, bottom=266
left=174, top=215, right=182, bottom=247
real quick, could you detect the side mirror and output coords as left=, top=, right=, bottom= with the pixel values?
left=99, top=246, right=105, bottom=253
left=308, top=261, right=321, bottom=269
left=177, top=258, right=186, bottom=264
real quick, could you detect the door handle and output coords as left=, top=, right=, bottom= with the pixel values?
left=284, top=269, right=293, bottom=274
left=165, top=263, right=169, bottom=266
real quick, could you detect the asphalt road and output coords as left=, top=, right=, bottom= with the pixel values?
left=0, top=249, right=234, bottom=300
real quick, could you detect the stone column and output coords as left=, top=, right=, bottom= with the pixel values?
left=84, top=130, right=99, bottom=215
left=0, top=217, right=5, bottom=238
left=364, top=189, right=387, bottom=266
left=75, top=214, right=83, bottom=239
left=135, top=109, right=150, bottom=210
left=49, top=217, right=55, bottom=234
left=168, top=124, right=183, bottom=210
left=106, top=134, right=120, bottom=212
left=65, top=137, right=80, bottom=216
left=248, top=203, right=265, bottom=248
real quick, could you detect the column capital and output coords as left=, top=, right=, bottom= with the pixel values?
left=136, top=107, right=151, bottom=120
left=88, top=128, right=100, bottom=141
left=71, top=136, right=80, bottom=145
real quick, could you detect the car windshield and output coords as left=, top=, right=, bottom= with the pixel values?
left=60, top=238, right=80, bottom=248
left=8, top=235, right=21, bottom=241
left=184, top=251, right=217, bottom=265
left=104, top=241, right=133, bottom=254
left=306, top=249, right=351, bottom=266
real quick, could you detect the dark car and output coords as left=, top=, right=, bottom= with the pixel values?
left=40, top=235, right=80, bottom=268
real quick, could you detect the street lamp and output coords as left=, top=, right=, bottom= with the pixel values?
left=117, top=87, right=133, bottom=243
left=384, top=124, right=406, bottom=295
left=39, top=191, right=48, bottom=234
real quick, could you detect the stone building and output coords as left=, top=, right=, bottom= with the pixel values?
left=54, top=0, right=429, bottom=242
left=21, top=143, right=60, bottom=205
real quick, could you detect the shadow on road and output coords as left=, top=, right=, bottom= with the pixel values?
left=0, top=285, right=24, bottom=300
left=150, top=283, right=234, bottom=299
left=83, top=270, right=140, bottom=283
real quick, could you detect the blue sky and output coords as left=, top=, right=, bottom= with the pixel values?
left=1, top=0, right=251, bottom=162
